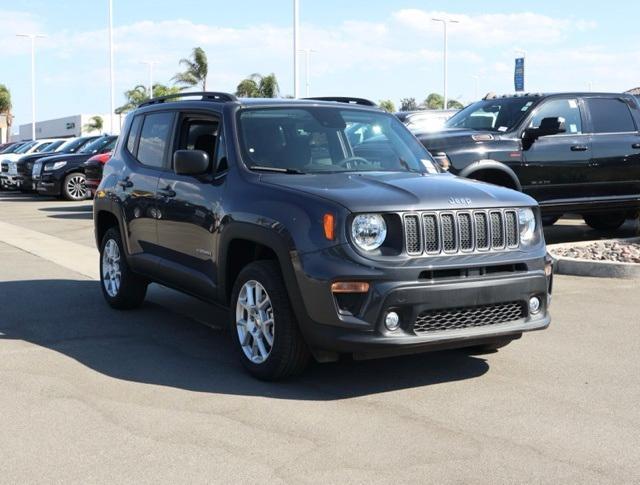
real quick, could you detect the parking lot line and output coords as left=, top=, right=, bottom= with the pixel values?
left=0, top=219, right=98, bottom=280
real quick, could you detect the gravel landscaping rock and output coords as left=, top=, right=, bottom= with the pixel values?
left=551, top=241, right=640, bottom=263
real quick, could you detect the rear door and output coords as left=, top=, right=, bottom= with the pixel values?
left=520, top=96, right=592, bottom=201
left=583, top=96, right=640, bottom=197
left=119, top=111, right=175, bottom=258
left=156, top=111, right=226, bottom=297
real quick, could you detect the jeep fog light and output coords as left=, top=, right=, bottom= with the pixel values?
left=528, top=296, right=541, bottom=315
left=384, top=311, right=400, bottom=331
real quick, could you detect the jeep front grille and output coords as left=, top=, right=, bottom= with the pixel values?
left=403, top=210, right=520, bottom=256
left=413, top=301, right=525, bottom=334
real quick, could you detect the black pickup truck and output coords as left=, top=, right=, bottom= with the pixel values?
left=416, top=93, right=640, bottom=230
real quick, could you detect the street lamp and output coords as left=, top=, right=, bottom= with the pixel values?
left=293, top=0, right=300, bottom=98
left=297, top=49, right=317, bottom=98
left=141, top=61, right=159, bottom=99
left=432, top=18, right=459, bottom=111
left=108, top=0, right=115, bottom=134
left=15, top=33, right=46, bottom=141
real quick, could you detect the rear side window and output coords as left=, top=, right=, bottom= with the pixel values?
left=137, top=112, right=174, bottom=168
left=126, top=116, right=142, bottom=154
left=586, top=98, right=637, bottom=133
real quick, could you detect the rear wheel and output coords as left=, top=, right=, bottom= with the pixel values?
left=230, top=260, right=310, bottom=380
left=583, top=213, right=626, bottom=232
left=62, top=173, right=88, bottom=201
left=100, top=227, right=148, bottom=309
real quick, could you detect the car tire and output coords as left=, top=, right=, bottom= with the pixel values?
left=100, top=227, right=148, bottom=310
left=230, top=260, right=310, bottom=380
left=465, top=335, right=520, bottom=354
left=62, top=172, right=88, bottom=201
left=583, top=213, right=626, bottom=232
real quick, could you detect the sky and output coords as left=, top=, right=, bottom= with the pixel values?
left=1, top=0, right=639, bottom=132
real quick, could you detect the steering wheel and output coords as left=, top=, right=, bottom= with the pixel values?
left=338, top=157, right=374, bottom=170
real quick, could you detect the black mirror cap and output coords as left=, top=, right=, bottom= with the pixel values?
left=174, top=149, right=209, bottom=175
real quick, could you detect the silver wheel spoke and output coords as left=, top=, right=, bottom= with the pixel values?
left=235, top=280, right=275, bottom=365
left=101, top=239, right=122, bottom=298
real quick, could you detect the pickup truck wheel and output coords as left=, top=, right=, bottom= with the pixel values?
left=62, top=173, right=88, bottom=201
left=230, top=261, right=310, bottom=380
left=100, top=227, right=148, bottom=309
left=583, top=213, right=626, bottom=232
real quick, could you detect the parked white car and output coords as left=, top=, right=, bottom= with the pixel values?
left=0, top=139, right=64, bottom=189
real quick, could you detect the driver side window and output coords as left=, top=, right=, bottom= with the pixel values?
left=529, top=98, right=583, bottom=134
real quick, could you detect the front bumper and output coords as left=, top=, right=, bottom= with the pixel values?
left=293, top=246, right=551, bottom=358
left=0, top=173, right=23, bottom=189
left=36, top=174, right=62, bottom=196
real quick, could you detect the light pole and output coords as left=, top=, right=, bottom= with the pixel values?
left=432, top=18, right=459, bottom=111
left=16, top=33, right=46, bottom=141
left=108, top=0, right=115, bottom=134
left=293, top=0, right=300, bottom=98
left=141, top=61, right=159, bottom=99
left=297, top=49, right=316, bottom=97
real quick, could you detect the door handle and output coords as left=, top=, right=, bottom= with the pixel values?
left=158, top=186, right=176, bottom=198
left=632, top=143, right=640, bottom=149
left=117, top=178, right=133, bottom=189
left=570, top=145, right=588, bottom=152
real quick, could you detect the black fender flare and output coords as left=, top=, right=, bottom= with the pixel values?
left=217, top=221, right=309, bottom=325
left=458, top=160, right=522, bottom=191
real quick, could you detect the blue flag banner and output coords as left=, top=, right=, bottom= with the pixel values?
left=514, top=57, right=525, bottom=92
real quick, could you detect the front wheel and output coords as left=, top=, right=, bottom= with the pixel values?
left=62, top=173, right=88, bottom=201
left=230, top=261, right=310, bottom=380
left=100, top=227, right=148, bottom=309
left=583, top=213, right=626, bottom=232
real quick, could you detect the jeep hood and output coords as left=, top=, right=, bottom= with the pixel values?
left=417, top=128, right=496, bottom=152
left=261, top=172, right=535, bottom=213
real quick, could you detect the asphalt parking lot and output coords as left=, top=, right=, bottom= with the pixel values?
left=1, top=192, right=639, bottom=484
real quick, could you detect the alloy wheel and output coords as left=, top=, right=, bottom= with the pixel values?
left=235, top=280, right=275, bottom=364
left=66, top=175, right=87, bottom=200
left=102, top=239, right=122, bottom=297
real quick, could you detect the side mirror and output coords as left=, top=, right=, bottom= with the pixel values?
left=173, top=149, right=209, bottom=176
left=522, top=117, right=566, bottom=150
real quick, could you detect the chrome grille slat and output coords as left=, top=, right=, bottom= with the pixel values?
left=402, top=209, right=521, bottom=256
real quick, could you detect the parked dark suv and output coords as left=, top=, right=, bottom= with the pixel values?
left=417, top=93, right=640, bottom=230
left=94, top=93, right=552, bottom=380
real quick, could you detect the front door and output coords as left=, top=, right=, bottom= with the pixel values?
left=520, top=97, right=593, bottom=202
left=584, top=96, right=640, bottom=197
left=156, top=112, right=227, bottom=298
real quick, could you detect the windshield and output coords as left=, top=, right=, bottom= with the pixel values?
left=237, top=107, right=439, bottom=174
left=16, top=142, right=37, bottom=154
left=445, top=97, right=537, bottom=132
left=59, top=137, right=94, bottom=153
left=80, top=136, right=116, bottom=154
left=42, top=140, right=65, bottom=153
left=1, top=143, right=23, bottom=154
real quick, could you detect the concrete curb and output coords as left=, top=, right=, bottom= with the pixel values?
left=548, top=237, right=640, bottom=279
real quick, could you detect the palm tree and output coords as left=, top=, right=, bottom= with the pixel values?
left=235, top=73, right=280, bottom=98
left=173, top=47, right=208, bottom=91
left=0, top=84, right=13, bottom=139
left=115, top=84, right=182, bottom=115
left=83, top=115, right=104, bottom=134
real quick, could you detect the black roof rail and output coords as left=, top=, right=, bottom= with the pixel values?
left=304, top=96, right=377, bottom=107
left=139, top=91, right=238, bottom=107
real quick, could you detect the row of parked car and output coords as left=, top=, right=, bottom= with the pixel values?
left=0, top=135, right=116, bottom=200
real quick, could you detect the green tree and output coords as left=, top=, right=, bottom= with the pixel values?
left=235, top=73, right=280, bottom=98
left=399, top=97, right=418, bottom=111
left=173, top=47, right=209, bottom=91
left=447, top=99, right=464, bottom=110
left=0, top=84, right=13, bottom=137
left=83, top=115, right=104, bottom=134
left=115, top=84, right=182, bottom=114
left=425, top=93, right=444, bottom=110
left=378, top=99, right=396, bottom=113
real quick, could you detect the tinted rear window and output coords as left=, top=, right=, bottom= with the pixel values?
left=126, top=116, right=143, bottom=154
left=137, top=112, right=174, bottom=168
left=586, top=98, right=636, bottom=133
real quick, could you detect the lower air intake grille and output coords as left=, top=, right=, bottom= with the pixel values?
left=413, top=301, right=525, bottom=333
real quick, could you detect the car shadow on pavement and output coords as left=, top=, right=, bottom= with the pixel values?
left=0, top=279, right=490, bottom=400
left=45, top=213, right=93, bottom=220
left=39, top=205, right=93, bottom=212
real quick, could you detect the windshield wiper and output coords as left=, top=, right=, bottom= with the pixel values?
left=249, top=165, right=306, bottom=175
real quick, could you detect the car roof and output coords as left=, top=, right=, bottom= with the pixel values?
left=482, top=92, right=633, bottom=100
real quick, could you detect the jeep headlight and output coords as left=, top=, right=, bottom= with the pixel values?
left=518, top=208, right=536, bottom=245
left=352, top=214, right=387, bottom=251
left=44, top=161, right=67, bottom=171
